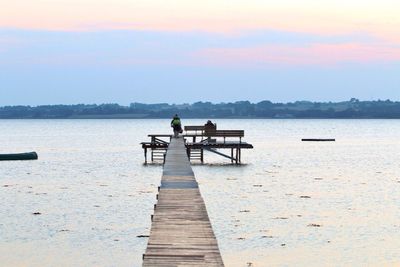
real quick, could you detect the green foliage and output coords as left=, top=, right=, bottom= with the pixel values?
left=1, top=99, right=400, bottom=118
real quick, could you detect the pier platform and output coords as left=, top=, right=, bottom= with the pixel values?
left=141, top=125, right=253, bottom=164
left=143, top=137, right=224, bottom=266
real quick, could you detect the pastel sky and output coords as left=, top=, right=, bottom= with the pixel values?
left=0, top=0, right=399, bottom=104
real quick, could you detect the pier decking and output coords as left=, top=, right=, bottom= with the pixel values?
left=143, top=137, right=224, bottom=266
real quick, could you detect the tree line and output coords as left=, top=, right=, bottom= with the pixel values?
left=1, top=99, right=400, bottom=119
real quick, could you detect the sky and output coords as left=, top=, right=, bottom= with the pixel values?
left=0, top=0, right=399, bottom=105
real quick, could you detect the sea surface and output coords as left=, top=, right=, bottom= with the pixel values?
left=1, top=119, right=400, bottom=267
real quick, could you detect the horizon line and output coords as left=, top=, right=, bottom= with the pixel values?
left=1, top=98, right=399, bottom=107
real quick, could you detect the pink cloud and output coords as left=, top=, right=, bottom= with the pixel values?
left=194, top=43, right=400, bottom=67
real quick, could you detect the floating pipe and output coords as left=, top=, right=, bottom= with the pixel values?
left=0, top=152, right=38, bottom=161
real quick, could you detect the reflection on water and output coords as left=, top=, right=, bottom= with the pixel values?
left=1, top=119, right=400, bottom=266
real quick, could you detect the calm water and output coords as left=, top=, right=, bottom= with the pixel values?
left=1, top=119, right=400, bottom=267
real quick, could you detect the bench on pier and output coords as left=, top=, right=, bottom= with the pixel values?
left=204, top=130, right=244, bottom=143
left=184, top=125, right=205, bottom=134
left=185, top=124, right=217, bottom=142
left=184, top=124, right=217, bottom=135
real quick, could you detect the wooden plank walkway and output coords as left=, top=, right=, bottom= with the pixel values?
left=143, top=137, right=224, bottom=267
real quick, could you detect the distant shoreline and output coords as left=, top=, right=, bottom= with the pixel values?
left=1, top=116, right=400, bottom=120
left=2, top=99, right=400, bottom=119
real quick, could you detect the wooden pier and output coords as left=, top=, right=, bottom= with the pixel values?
left=141, top=124, right=253, bottom=164
left=143, top=138, right=224, bottom=266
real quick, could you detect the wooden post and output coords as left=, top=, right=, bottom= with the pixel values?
left=201, top=149, right=204, bottom=163
left=231, top=148, right=234, bottom=163
left=151, top=149, right=154, bottom=162
left=235, top=148, right=239, bottom=164
left=186, top=147, right=191, bottom=160
left=144, top=148, right=148, bottom=164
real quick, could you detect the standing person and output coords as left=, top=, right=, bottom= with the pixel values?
left=171, top=114, right=182, bottom=138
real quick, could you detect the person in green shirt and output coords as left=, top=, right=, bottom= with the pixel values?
left=171, top=114, right=182, bottom=138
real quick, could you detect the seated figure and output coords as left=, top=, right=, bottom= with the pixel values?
left=204, top=120, right=216, bottom=137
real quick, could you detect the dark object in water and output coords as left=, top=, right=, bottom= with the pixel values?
left=0, top=152, right=38, bottom=161
left=302, top=139, right=335, bottom=142
left=308, top=223, right=322, bottom=227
